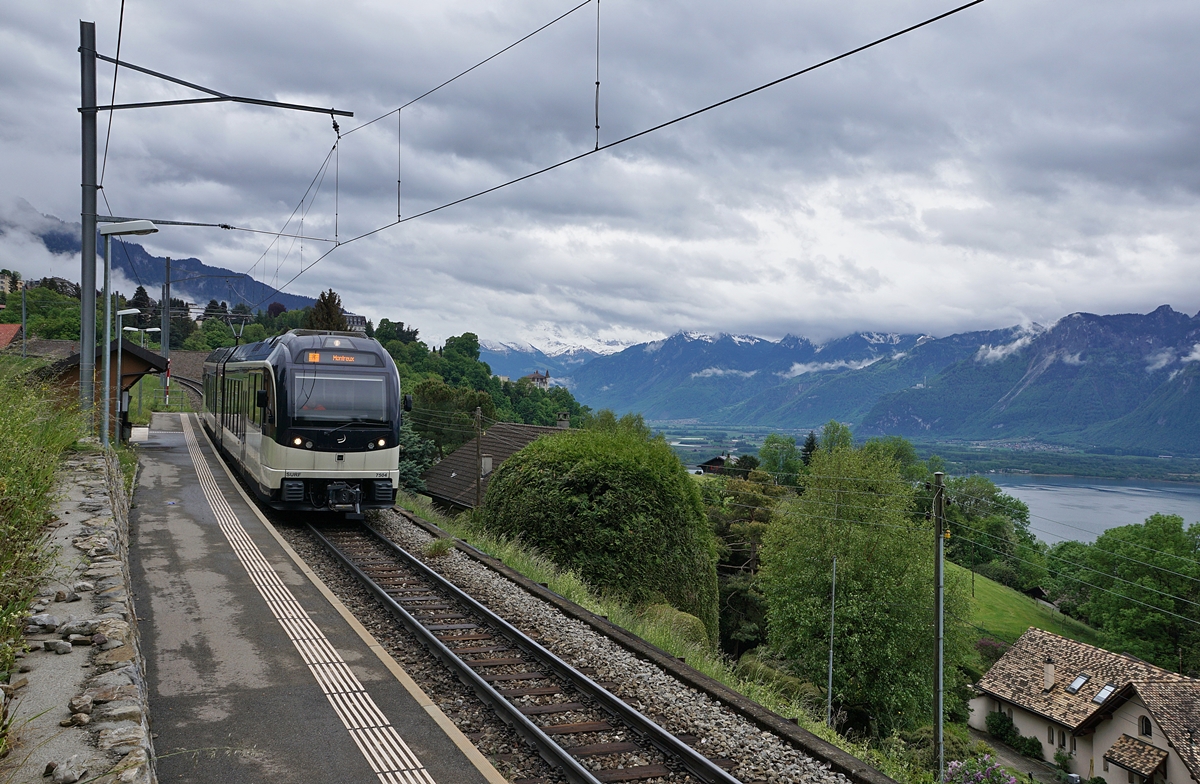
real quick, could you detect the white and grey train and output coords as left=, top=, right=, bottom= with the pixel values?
left=202, top=330, right=410, bottom=516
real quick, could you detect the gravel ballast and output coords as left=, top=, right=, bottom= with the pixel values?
left=278, top=509, right=852, bottom=784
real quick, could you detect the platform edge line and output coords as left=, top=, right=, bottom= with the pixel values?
left=194, top=415, right=508, bottom=784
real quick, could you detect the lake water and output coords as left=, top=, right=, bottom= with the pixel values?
left=986, top=475, right=1200, bottom=544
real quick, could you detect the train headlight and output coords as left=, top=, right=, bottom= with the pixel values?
left=305, top=441, right=313, bottom=449
left=377, top=438, right=386, bottom=447
left=367, top=442, right=375, bottom=450
left=292, top=437, right=303, bottom=446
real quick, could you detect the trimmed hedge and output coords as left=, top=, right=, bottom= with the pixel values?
left=478, top=429, right=719, bottom=641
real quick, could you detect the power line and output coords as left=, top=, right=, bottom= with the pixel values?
left=341, top=0, right=595, bottom=138
left=256, top=0, right=988, bottom=304
left=950, top=518, right=1200, bottom=611
left=953, top=532, right=1200, bottom=629
left=947, top=487, right=1200, bottom=579
left=99, top=0, right=126, bottom=188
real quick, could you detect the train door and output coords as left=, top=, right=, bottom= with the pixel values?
left=238, top=378, right=248, bottom=465
left=214, top=361, right=225, bottom=448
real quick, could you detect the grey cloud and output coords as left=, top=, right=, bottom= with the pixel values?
left=3, top=0, right=1200, bottom=348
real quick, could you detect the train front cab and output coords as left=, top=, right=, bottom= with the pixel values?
left=202, top=333, right=403, bottom=516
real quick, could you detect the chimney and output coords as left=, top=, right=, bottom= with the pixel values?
left=556, top=411, right=570, bottom=429
left=1044, top=657, right=1055, bottom=691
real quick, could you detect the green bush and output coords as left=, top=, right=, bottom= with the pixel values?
left=984, top=712, right=1045, bottom=758
left=985, top=711, right=1017, bottom=743
left=1013, top=735, right=1045, bottom=758
left=735, top=651, right=823, bottom=706
left=976, top=560, right=1021, bottom=589
left=478, top=428, right=720, bottom=641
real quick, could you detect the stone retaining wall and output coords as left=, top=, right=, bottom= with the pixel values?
left=0, top=450, right=156, bottom=784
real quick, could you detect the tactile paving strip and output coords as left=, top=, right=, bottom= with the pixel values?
left=182, top=416, right=435, bottom=784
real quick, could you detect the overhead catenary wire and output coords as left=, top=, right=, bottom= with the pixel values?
left=254, top=0, right=989, bottom=307
left=341, top=0, right=595, bottom=138
left=94, top=214, right=336, bottom=243
left=99, top=0, right=126, bottom=189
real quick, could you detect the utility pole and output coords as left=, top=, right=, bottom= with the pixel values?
left=475, top=407, right=483, bottom=508
left=21, top=286, right=27, bottom=358
left=934, top=471, right=946, bottom=783
left=79, top=22, right=351, bottom=419
left=160, top=257, right=170, bottom=405
left=827, top=554, right=837, bottom=727
left=80, top=21, right=98, bottom=414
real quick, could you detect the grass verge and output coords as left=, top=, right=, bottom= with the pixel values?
left=394, top=491, right=937, bottom=784
left=955, top=562, right=1101, bottom=646
left=0, top=358, right=85, bottom=759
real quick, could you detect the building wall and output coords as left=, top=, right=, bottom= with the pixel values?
left=971, top=696, right=1053, bottom=763
left=1092, top=697, right=1192, bottom=784
left=968, top=695, right=992, bottom=731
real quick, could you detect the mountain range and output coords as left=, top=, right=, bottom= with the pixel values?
left=478, top=339, right=604, bottom=381
left=483, top=307, right=1200, bottom=457
left=3, top=199, right=316, bottom=312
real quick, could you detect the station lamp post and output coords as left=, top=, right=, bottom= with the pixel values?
left=98, top=220, right=158, bottom=448
left=114, top=307, right=141, bottom=444
left=123, top=326, right=160, bottom=417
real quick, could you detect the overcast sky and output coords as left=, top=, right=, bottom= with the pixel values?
left=2, top=0, right=1198, bottom=349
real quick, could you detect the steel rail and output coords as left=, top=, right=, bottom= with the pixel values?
left=308, top=522, right=743, bottom=784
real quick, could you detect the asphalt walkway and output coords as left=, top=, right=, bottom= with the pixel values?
left=970, top=728, right=1060, bottom=784
left=130, top=413, right=502, bottom=784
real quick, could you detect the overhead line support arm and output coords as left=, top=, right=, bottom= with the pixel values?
left=79, top=49, right=352, bottom=117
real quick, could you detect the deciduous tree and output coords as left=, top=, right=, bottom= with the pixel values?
left=760, top=445, right=972, bottom=734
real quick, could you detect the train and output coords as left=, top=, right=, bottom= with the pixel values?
left=202, top=329, right=410, bottom=517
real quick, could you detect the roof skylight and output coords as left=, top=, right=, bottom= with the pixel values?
left=1093, top=683, right=1117, bottom=704
left=1066, top=674, right=1090, bottom=694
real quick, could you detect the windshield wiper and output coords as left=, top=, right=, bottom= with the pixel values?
left=322, top=419, right=389, bottom=436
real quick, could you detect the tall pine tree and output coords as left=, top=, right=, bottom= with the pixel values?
left=306, top=289, right=348, bottom=330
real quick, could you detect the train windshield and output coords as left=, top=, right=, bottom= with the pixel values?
left=289, top=371, right=391, bottom=423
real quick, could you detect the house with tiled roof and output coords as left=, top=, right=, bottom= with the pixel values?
left=970, top=628, right=1199, bottom=784
left=520, top=370, right=550, bottom=390
left=0, top=323, right=21, bottom=351
left=420, top=422, right=566, bottom=512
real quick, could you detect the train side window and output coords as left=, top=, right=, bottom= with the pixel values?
left=250, top=374, right=259, bottom=426
left=262, top=373, right=276, bottom=434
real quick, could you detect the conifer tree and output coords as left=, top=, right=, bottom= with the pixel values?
left=306, top=289, right=347, bottom=330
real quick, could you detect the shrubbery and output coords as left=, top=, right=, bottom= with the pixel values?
left=985, top=711, right=1045, bottom=759
left=478, top=428, right=720, bottom=641
left=0, top=360, right=83, bottom=757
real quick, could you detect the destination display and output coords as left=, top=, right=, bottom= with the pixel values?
left=300, top=350, right=378, bottom=366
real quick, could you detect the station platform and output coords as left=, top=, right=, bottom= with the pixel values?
left=130, top=413, right=503, bottom=784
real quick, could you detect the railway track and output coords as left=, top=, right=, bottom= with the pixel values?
left=308, top=521, right=743, bottom=784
